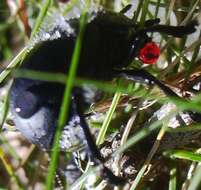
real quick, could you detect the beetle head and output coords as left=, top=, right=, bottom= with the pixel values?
left=9, top=39, right=69, bottom=150
left=10, top=78, right=63, bottom=150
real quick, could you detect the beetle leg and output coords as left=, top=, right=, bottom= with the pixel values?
left=115, top=69, right=201, bottom=122
left=145, top=20, right=198, bottom=37
left=70, top=92, right=126, bottom=185
left=144, top=18, right=160, bottom=27
left=115, top=69, right=178, bottom=97
left=120, top=4, right=132, bottom=14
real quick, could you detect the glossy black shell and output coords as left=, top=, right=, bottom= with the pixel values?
left=20, top=10, right=148, bottom=80
left=10, top=9, right=147, bottom=149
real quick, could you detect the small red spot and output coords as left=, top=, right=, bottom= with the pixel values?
left=138, top=42, right=160, bottom=64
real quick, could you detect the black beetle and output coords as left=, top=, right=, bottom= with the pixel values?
left=9, top=5, right=198, bottom=185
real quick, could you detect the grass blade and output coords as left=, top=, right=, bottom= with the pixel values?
left=45, top=3, right=88, bottom=189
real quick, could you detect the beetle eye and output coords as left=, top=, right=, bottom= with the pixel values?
left=14, top=91, right=40, bottom=118
left=138, top=42, right=160, bottom=64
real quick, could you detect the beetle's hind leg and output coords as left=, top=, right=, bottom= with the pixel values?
left=70, top=92, right=126, bottom=185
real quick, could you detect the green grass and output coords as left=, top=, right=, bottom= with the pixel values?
left=46, top=2, right=89, bottom=189
left=1, top=0, right=201, bottom=189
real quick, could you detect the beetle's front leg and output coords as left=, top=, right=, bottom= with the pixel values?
left=115, top=69, right=178, bottom=97
left=115, top=69, right=201, bottom=122
left=70, top=91, right=126, bottom=185
left=146, top=20, right=198, bottom=37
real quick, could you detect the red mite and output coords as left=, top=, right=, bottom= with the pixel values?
left=138, top=42, right=160, bottom=64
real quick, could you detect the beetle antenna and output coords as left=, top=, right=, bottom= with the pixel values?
left=120, top=4, right=132, bottom=14
left=145, top=20, right=198, bottom=37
